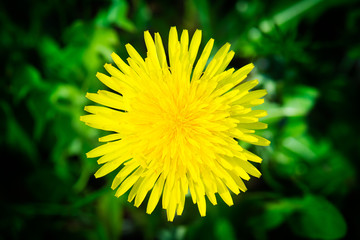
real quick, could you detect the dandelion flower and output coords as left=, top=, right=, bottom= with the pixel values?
left=80, top=27, right=270, bottom=221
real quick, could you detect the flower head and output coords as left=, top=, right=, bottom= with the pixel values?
left=80, top=27, right=270, bottom=221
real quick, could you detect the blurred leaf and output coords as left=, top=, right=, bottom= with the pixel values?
left=96, top=0, right=135, bottom=32
left=26, top=167, right=70, bottom=203
left=214, top=218, right=236, bottom=240
left=133, top=0, right=151, bottom=30
left=290, top=195, right=347, bottom=239
left=282, top=85, right=318, bottom=117
left=302, top=151, right=355, bottom=196
left=192, top=0, right=211, bottom=34
left=249, top=197, right=298, bottom=231
left=27, top=91, right=52, bottom=140
left=347, top=44, right=360, bottom=59
left=72, top=188, right=109, bottom=209
left=259, top=85, right=318, bottom=123
left=259, top=102, right=284, bottom=122
left=49, top=83, right=84, bottom=114
left=73, top=156, right=97, bottom=193
left=159, top=226, right=186, bottom=240
left=9, top=64, right=52, bottom=139
left=10, top=65, right=48, bottom=103
left=259, top=0, right=323, bottom=33
left=51, top=136, right=72, bottom=180
left=0, top=101, right=38, bottom=163
left=97, top=192, right=123, bottom=240
left=282, top=136, right=316, bottom=160
left=40, top=21, right=119, bottom=87
left=38, top=37, right=65, bottom=79
left=281, top=117, right=307, bottom=138
left=82, top=24, right=119, bottom=75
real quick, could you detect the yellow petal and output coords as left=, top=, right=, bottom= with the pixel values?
left=215, top=177, right=233, bottom=206
left=125, top=43, right=146, bottom=70
left=99, top=133, right=122, bottom=142
left=237, top=160, right=262, bottom=178
left=235, top=89, right=267, bottom=105
left=146, top=173, right=165, bottom=214
left=96, top=72, right=123, bottom=94
left=243, top=149, right=263, bottom=163
left=180, top=29, right=189, bottom=60
left=111, top=160, right=139, bottom=189
left=111, top=52, right=131, bottom=75
left=115, top=167, right=144, bottom=197
left=168, top=26, right=180, bottom=68
left=97, top=148, right=128, bottom=164
left=154, top=32, right=168, bottom=68
left=191, top=38, right=214, bottom=82
left=86, top=141, right=122, bottom=158
left=215, top=50, right=235, bottom=75
left=188, top=29, right=202, bottom=68
left=227, top=169, right=247, bottom=192
left=95, top=157, right=127, bottom=178
left=134, top=171, right=160, bottom=207
left=103, top=64, right=123, bottom=81
left=128, top=176, right=144, bottom=202
left=80, top=115, right=117, bottom=131
left=86, top=92, right=126, bottom=111
left=144, top=31, right=161, bottom=71
left=243, top=98, right=265, bottom=108
left=203, top=43, right=230, bottom=78
left=237, top=122, right=268, bottom=130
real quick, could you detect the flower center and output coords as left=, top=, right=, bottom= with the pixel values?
left=170, top=109, right=188, bottom=127
left=163, top=106, right=191, bottom=139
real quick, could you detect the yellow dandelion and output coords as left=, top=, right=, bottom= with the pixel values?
left=80, top=27, right=270, bottom=221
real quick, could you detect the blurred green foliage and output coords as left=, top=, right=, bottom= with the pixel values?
left=1, top=0, right=359, bottom=239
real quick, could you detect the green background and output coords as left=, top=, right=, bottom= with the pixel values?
left=1, top=0, right=359, bottom=239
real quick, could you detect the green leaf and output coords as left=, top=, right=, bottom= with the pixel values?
left=96, top=0, right=136, bottom=32
left=11, top=65, right=48, bottom=103
left=302, top=151, right=355, bottom=195
left=282, top=85, right=318, bottom=117
left=0, top=101, right=38, bottom=163
left=214, top=218, right=237, bottom=240
left=259, top=0, right=323, bottom=33
left=248, top=198, right=297, bottom=231
left=97, top=192, right=123, bottom=240
left=159, top=226, right=186, bottom=240
left=49, top=84, right=84, bottom=114
left=82, top=25, right=119, bottom=74
left=192, top=0, right=211, bottom=33
left=290, top=195, right=347, bottom=239
left=282, top=136, right=316, bottom=160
